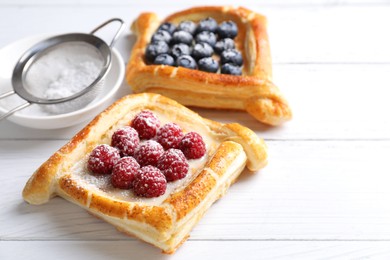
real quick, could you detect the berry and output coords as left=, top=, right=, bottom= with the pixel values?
left=192, top=42, right=214, bottom=60
left=151, top=30, right=172, bottom=44
left=197, top=17, right=218, bottom=33
left=177, top=20, right=197, bottom=35
left=179, top=132, right=206, bottom=159
left=221, top=63, right=242, bottom=75
left=134, top=140, right=164, bottom=167
left=217, top=21, right=238, bottom=39
left=176, top=55, right=197, bottom=69
left=133, top=166, right=167, bottom=197
left=111, top=126, right=140, bottom=157
left=171, top=30, right=193, bottom=45
left=214, top=38, right=235, bottom=54
left=145, top=41, right=169, bottom=63
left=131, top=110, right=161, bottom=139
left=87, top=144, right=120, bottom=175
left=111, top=157, right=140, bottom=189
left=220, top=49, right=243, bottom=66
left=157, top=149, right=189, bottom=182
left=195, top=31, right=217, bottom=47
left=158, top=22, right=176, bottom=35
left=154, top=54, right=175, bottom=66
left=198, top=57, right=219, bottom=73
left=156, top=123, right=184, bottom=150
left=171, top=43, right=191, bottom=59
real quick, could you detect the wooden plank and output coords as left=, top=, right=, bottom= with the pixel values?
left=1, top=64, right=390, bottom=140
left=2, top=240, right=390, bottom=260
left=2, top=140, right=390, bottom=241
left=0, top=5, right=390, bottom=63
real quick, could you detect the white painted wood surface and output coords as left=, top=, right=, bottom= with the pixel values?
left=1, top=0, right=390, bottom=259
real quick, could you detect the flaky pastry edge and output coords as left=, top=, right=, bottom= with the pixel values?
left=22, top=93, right=268, bottom=253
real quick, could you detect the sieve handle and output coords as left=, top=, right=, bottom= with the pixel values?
left=0, top=102, right=31, bottom=121
left=0, top=90, right=15, bottom=99
left=90, top=18, right=125, bottom=48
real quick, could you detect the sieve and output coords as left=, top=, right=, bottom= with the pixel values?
left=0, top=18, right=124, bottom=120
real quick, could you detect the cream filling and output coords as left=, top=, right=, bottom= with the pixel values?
left=71, top=153, right=210, bottom=206
left=69, top=109, right=221, bottom=206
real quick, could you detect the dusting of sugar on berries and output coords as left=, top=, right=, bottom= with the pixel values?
left=111, top=126, right=140, bottom=156
left=131, top=110, right=161, bottom=139
left=156, top=123, right=184, bottom=150
left=179, top=132, right=206, bottom=159
left=87, top=144, right=120, bottom=175
left=86, top=109, right=209, bottom=198
left=157, top=149, right=189, bottom=182
left=111, top=157, right=140, bottom=189
left=134, top=140, right=164, bottom=167
left=133, top=166, right=167, bottom=197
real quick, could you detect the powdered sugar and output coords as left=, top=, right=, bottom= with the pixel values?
left=179, top=132, right=207, bottom=159
left=157, top=149, right=189, bottom=182
left=87, top=144, right=120, bottom=174
left=156, top=123, right=184, bottom=149
left=111, top=126, right=140, bottom=156
left=24, top=42, right=104, bottom=99
left=69, top=110, right=215, bottom=203
left=134, top=140, right=164, bottom=167
left=131, top=110, right=161, bottom=139
left=111, top=157, right=140, bottom=189
left=133, top=166, right=167, bottom=197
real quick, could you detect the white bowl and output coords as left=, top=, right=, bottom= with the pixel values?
left=0, top=34, right=125, bottom=129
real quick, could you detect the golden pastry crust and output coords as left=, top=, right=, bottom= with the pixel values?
left=22, top=93, right=268, bottom=253
left=126, top=6, right=292, bottom=126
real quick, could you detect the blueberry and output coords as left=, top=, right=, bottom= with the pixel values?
left=154, top=54, right=175, bottom=66
left=221, top=63, right=242, bottom=75
left=171, top=30, right=193, bottom=45
left=198, top=57, right=219, bottom=73
left=151, top=30, right=172, bottom=44
left=192, top=42, right=214, bottom=60
left=220, top=49, right=243, bottom=66
left=195, top=31, right=217, bottom=47
left=177, top=20, right=197, bottom=35
left=158, top=22, right=176, bottom=35
left=217, top=21, right=238, bottom=39
left=171, top=43, right=191, bottom=59
left=214, top=38, right=235, bottom=54
left=197, top=17, right=218, bottom=33
left=176, top=55, right=197, bottom=69
left=145, top=41, right=170, bottom=63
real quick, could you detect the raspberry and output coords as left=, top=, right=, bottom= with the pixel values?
left=133, top=166, right=167, bottom=197
left=156, top=123, right=184, bottom=150
left=111, top=126, right=140, bottom=157
left=157, top=149, right=189, bottom=182
left=131, top=110, right=161, bottom=139
left=179, top=132, right=206, bottom=159
left=111, top=157, right=140, bottom=189
left=87, top=144, right=120, bottom=174
left=134, top=140, right=164, bottom=167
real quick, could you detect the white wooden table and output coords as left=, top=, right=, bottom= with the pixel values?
left=1, top=0, right=390, bottom=259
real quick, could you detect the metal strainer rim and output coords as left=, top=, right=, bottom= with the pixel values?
left=11, top=33, right=112, bottom=105
left=0, top=18, right=124, bottom=121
